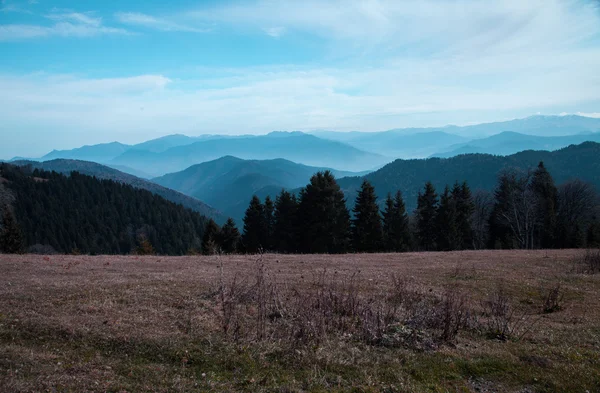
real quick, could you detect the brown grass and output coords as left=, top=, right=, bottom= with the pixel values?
left=1, top=250, right=599, bottom=392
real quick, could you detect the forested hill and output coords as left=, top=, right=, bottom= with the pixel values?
left=12, top=159, right=225, bottom=223
left=0, top=164, right=207, bottom=255
left=337, top=142, right=600, bottom=211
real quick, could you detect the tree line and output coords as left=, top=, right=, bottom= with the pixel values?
left=203, top=162, right=600, bottom=254
left=0, top=164, right=207, bottom=255
left=2, top=161, right=599, bottom=255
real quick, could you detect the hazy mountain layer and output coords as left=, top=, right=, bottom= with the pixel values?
left=153, top=156, right=366, bottom=222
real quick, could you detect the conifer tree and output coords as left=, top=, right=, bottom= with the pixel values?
left=0, top=206, right=23, bottom=254
left=530, top=162, right=558, bottom=248
left=416, top=182, right=438, bottom=251
left=436, top=185, right=459, bottom=251
left=242, top=195, right=265, bottom=253
left=273, top=190, right=298, bottom=253
left=382, top=191, right=410, bottom=252
left=352, top=180, right=383, bottom=252
left=263, top=196, right=275, bottom=251
left=297, top=171, right=350, bottom=253
left=201, top=219, right=221, bottom=255
left=452, top=181, right=475, bottom=249
left=219, top=218, right=241, bottom=254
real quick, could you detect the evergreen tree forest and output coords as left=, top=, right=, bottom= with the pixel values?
left=0, top=163, right=208, bottom=255
left=236, top=165, right=600, bottom=254
left=1, top=161, right=598, bottom=256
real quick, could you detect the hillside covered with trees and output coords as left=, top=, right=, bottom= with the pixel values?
left=337, top=142, right=600, bottom=213
left=209, top=161, right=599, bottom=254
left=0, top=164, right=208, bottom=255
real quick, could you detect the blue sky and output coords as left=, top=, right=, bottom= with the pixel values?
left=1, top=0, right=600, bottom=158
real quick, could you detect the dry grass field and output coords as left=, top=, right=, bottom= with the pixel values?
left=1, top=250, right=599, bottom=392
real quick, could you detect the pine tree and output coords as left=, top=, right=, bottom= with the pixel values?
left=263, top=196, right=275, bottom=251
left=0, top=206, right=23, bottom=254
left=297, top=171, right=350, bottom=254
left=416, top=182, right=438, bottom=251
left=382, top=191, right=410, bottom=252
left=273, top=190, right=298, bottom=253
left=202, top=219, right=221, bottom=255
left=452, top=182, right=475, bottom=250
left=530, top=162, right=558, bottom=248
left=436, top=185, right=459, bottom=251
left=242, top=195, right=265, bottom=253
left=218, top=218, right=240, bottom=254
left=352, top=180, right=383, bottom=252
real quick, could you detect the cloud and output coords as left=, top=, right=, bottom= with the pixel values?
left=0, top=9, right=131, bottom=40
left=46, top=12, right=102, bottom=27
left=576, top=112, right=600, bottom=118
left=115, top=12, right=210, bottom=33
left=0, top=23, right=129, bottom=40
left=262, top=27, right=286, bottom=38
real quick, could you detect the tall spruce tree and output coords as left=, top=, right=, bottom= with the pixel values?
left=382, top=191, right=410, bottom=252
left=352, top=180, right=383, bottom=252
left=436, top=185, right=459, bottom=251
left=0, top=206, right=23, bottom=254
left=263, top=196, right=275, bottom=251
left=530, top=162, right=558, bottom=249
left=297, top=171, right=350, bottom=254
left=273, top=190, right=298, bottom=253
left=416, top=182, right=439, bottom=251
left=202, top=219, right=221, bottom=255
left=219, top=218, right=241, bottom=254
left=242, top=195, right=265, bottom=253
left=452, top=181, right=475, bottom=250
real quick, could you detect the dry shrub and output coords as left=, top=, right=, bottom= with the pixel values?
left=574, top=248, right=600, bottom=274
left=481, top=284, right=539, bottom=341
left=541, top=283, right=564, bottom=314
left=211, top=261, right=474, bottom=350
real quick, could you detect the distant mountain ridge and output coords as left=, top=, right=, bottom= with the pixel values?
left=111, top=132, right=388, bottom=175
left=431, top=131, right=600, bottom=158
left=11, top=159, right=225, bottom=223
left=153, top=156, right=367, bottom=222
left=335, top=142, right=600, bottom=213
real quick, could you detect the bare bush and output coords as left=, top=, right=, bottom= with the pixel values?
left=212, top=262, right=475, bottom=349
left=574, top=248, right=600, bottom=274
left=541, top=283, right=564, bottom=314
left=481, top=285, right=539, bottom=341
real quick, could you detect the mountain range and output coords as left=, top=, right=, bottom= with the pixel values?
left=336, top=142, right=600, bottom=213
left=431, top=131, right=600, bottom=158
left=153, top=156, right=366, bottom=222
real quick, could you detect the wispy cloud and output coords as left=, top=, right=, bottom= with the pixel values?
left=0, top=8, right=130, bottom=40
left=46, top=12, right=102, bottom=27
left=115, top=12, right=210, bottom=33
left=262, top=27, right=286, bottom=38
left=0, top=22, right=129, bottom=40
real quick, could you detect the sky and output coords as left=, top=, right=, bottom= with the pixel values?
left=1, top=0, right=600, bottom=159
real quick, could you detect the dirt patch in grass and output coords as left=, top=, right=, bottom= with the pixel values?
left=1, top=250, right=599, bottom=392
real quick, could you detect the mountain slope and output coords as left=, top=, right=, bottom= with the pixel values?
left=0, top=163, right=208, bottom=255
left=312, top=115, right=600, bottom=158
left=112, top=132, right=388, bottom=175
left=131, top=134, right=201, bottom=153
left=42, top=142, right=131, bottom=163
left=336, top=142, right=600, bottom=212
left=11, top=159, right=225, bottom=223
left=314, top=130, right=469, bottom=158
left=432, top=131, right=600, bottom=158
left=153, top=156, right=365, bottom=222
